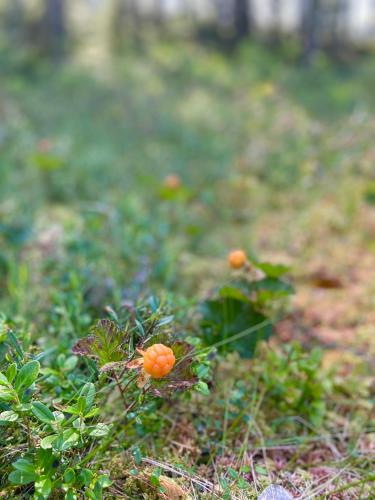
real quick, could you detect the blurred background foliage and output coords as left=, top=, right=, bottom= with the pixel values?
left=1, top=1, right=374, bottom=62
left=0, top=1, right=374, bottom=323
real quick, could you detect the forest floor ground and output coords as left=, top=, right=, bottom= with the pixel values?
left=0, top=42, right=374, bottom=498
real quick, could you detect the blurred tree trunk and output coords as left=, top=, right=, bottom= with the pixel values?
left=109, top=0, right=127, bottom=52
left=327, top=0, right=350, bottom=57
left=109, top=0, right=142, bottom=52
left=234, top=0, right=253, bottom=42
left=128, top=0, right=142, bottom=48
left=4, top=0, right=25, bottom=43
left=270, top=0, right=282, bottom=44
left=154, top=0, right=166, bottom=28
left=41, top=0, right=66, bottom=59
left=215, top=0, right=234, bottom=39
left=180, top=0, right=198, bottom=32
left=300, top=0, right=321, bottom=65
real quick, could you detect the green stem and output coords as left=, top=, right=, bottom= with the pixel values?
left=328, top=475, right=375, bottom=496
left=113, top=371, right=128, bottom=411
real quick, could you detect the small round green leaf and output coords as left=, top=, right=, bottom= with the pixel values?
left=32, top=402, right=55, bottom=424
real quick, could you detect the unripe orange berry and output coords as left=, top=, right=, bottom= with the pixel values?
left=141, top=344, right=176, bottom=379
left=228, top=249, right=247, bottom=269
left=164, top=174, right=181, bottom=189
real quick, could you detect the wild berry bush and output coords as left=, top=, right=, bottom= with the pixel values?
left=0, top=299, right=208, bottom=499
left=200, top=249, right=294, bottom=358
left=0, top=246, right=293, bottom=498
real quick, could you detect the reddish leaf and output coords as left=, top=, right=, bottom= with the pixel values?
left=72, top=336, right=97, bottom=357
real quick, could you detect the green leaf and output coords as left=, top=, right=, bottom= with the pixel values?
left=195, top=381, right=210, bottom=395
left=6, top=363, right=17, bottom=383
left=63, top=356, right=78, bottom=371
left=84, top=407, right=100, bottom=418
left=14, top=360, right=40, bottom=393
left=6, top=329, right=24, bottom=359
left=0, top=410, right=18, bottom=422
left=13, top=458, right=35, bottom=474
left=0, top=373, right=9, bottom=386
left=32, top=402, right=55, bottom=424
left=65, top=489, right=76, bottom=500
left=227, top=467, right=238, bottom=479
left=9, top=469, right=37, bottom=485
left=54, top=429, right=79, bottom=451
left=35, top=476, right=52, bottom=497
left=42, top=430, right=79, bottom=452
left=36, top=449, right=54, bottom=472
left=76, top=396, right=86, bottom=414
left=237, top=477, right=249, bottom=489
left=200, top=297, right=272, bottom=358
left=78, top=468, right=93, bottom=486
left=96, top=474, right=112, bottom=488
left=135, top=318, right=145, bottom=336
left=80, top=382, right=95, bottom=411
left=14, top=403, right=32, bottom=412
left=65, top=405, right=80, bottom=415
left=254, top=261, right=291, bottom=278
left=150, top=467, right=161, bottom=487
left=73, top=417, right=85, bottom=431
left=218, top=286, right=249, bottom=302
left=89, top=423, right=110, bottom=437
left=41, top=435, right=58, bottom=450
left=255, top=465, right=268, bottom=476
left=64, top=468, right=76, bottom=484
left=156, top=315, right=174, bottom=327
left=251, top=277, right=294, bottom=296
left=132, top=447, right=142, bottom=465
left=195, top=364, right=210, bottom=379
left=0, top=387, right=16, bottom=402
left=32, top=152, right=64, bottom=171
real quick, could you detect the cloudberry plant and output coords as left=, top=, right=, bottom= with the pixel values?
left=201, top=254, right=294, bottom=358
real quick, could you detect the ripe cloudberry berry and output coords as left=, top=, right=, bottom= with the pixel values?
left=37, top=138, right=53, bottom=153
left=228, top=249, right=247, bottom=269
left=164, top=174, right=181, bottom=189
left=141, top=344, right=176, bottom=379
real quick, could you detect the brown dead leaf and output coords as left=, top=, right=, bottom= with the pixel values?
left=137, top=370, right=150, bottom=388
left=126, top=358, right=144, bottom=369
left=308, top=268, right=343, bottom=289
left=158, top=476, right=189, bottom=499
left=139, top=470, right=190, bottom=500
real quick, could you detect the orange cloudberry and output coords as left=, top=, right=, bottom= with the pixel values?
left=141, top=344, right=176, bottom=379
left=164, top=174, right=181, bottom=189
left=37, top=138, right=53, bottom=153
left=228, top=249, right=247, bottom=269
